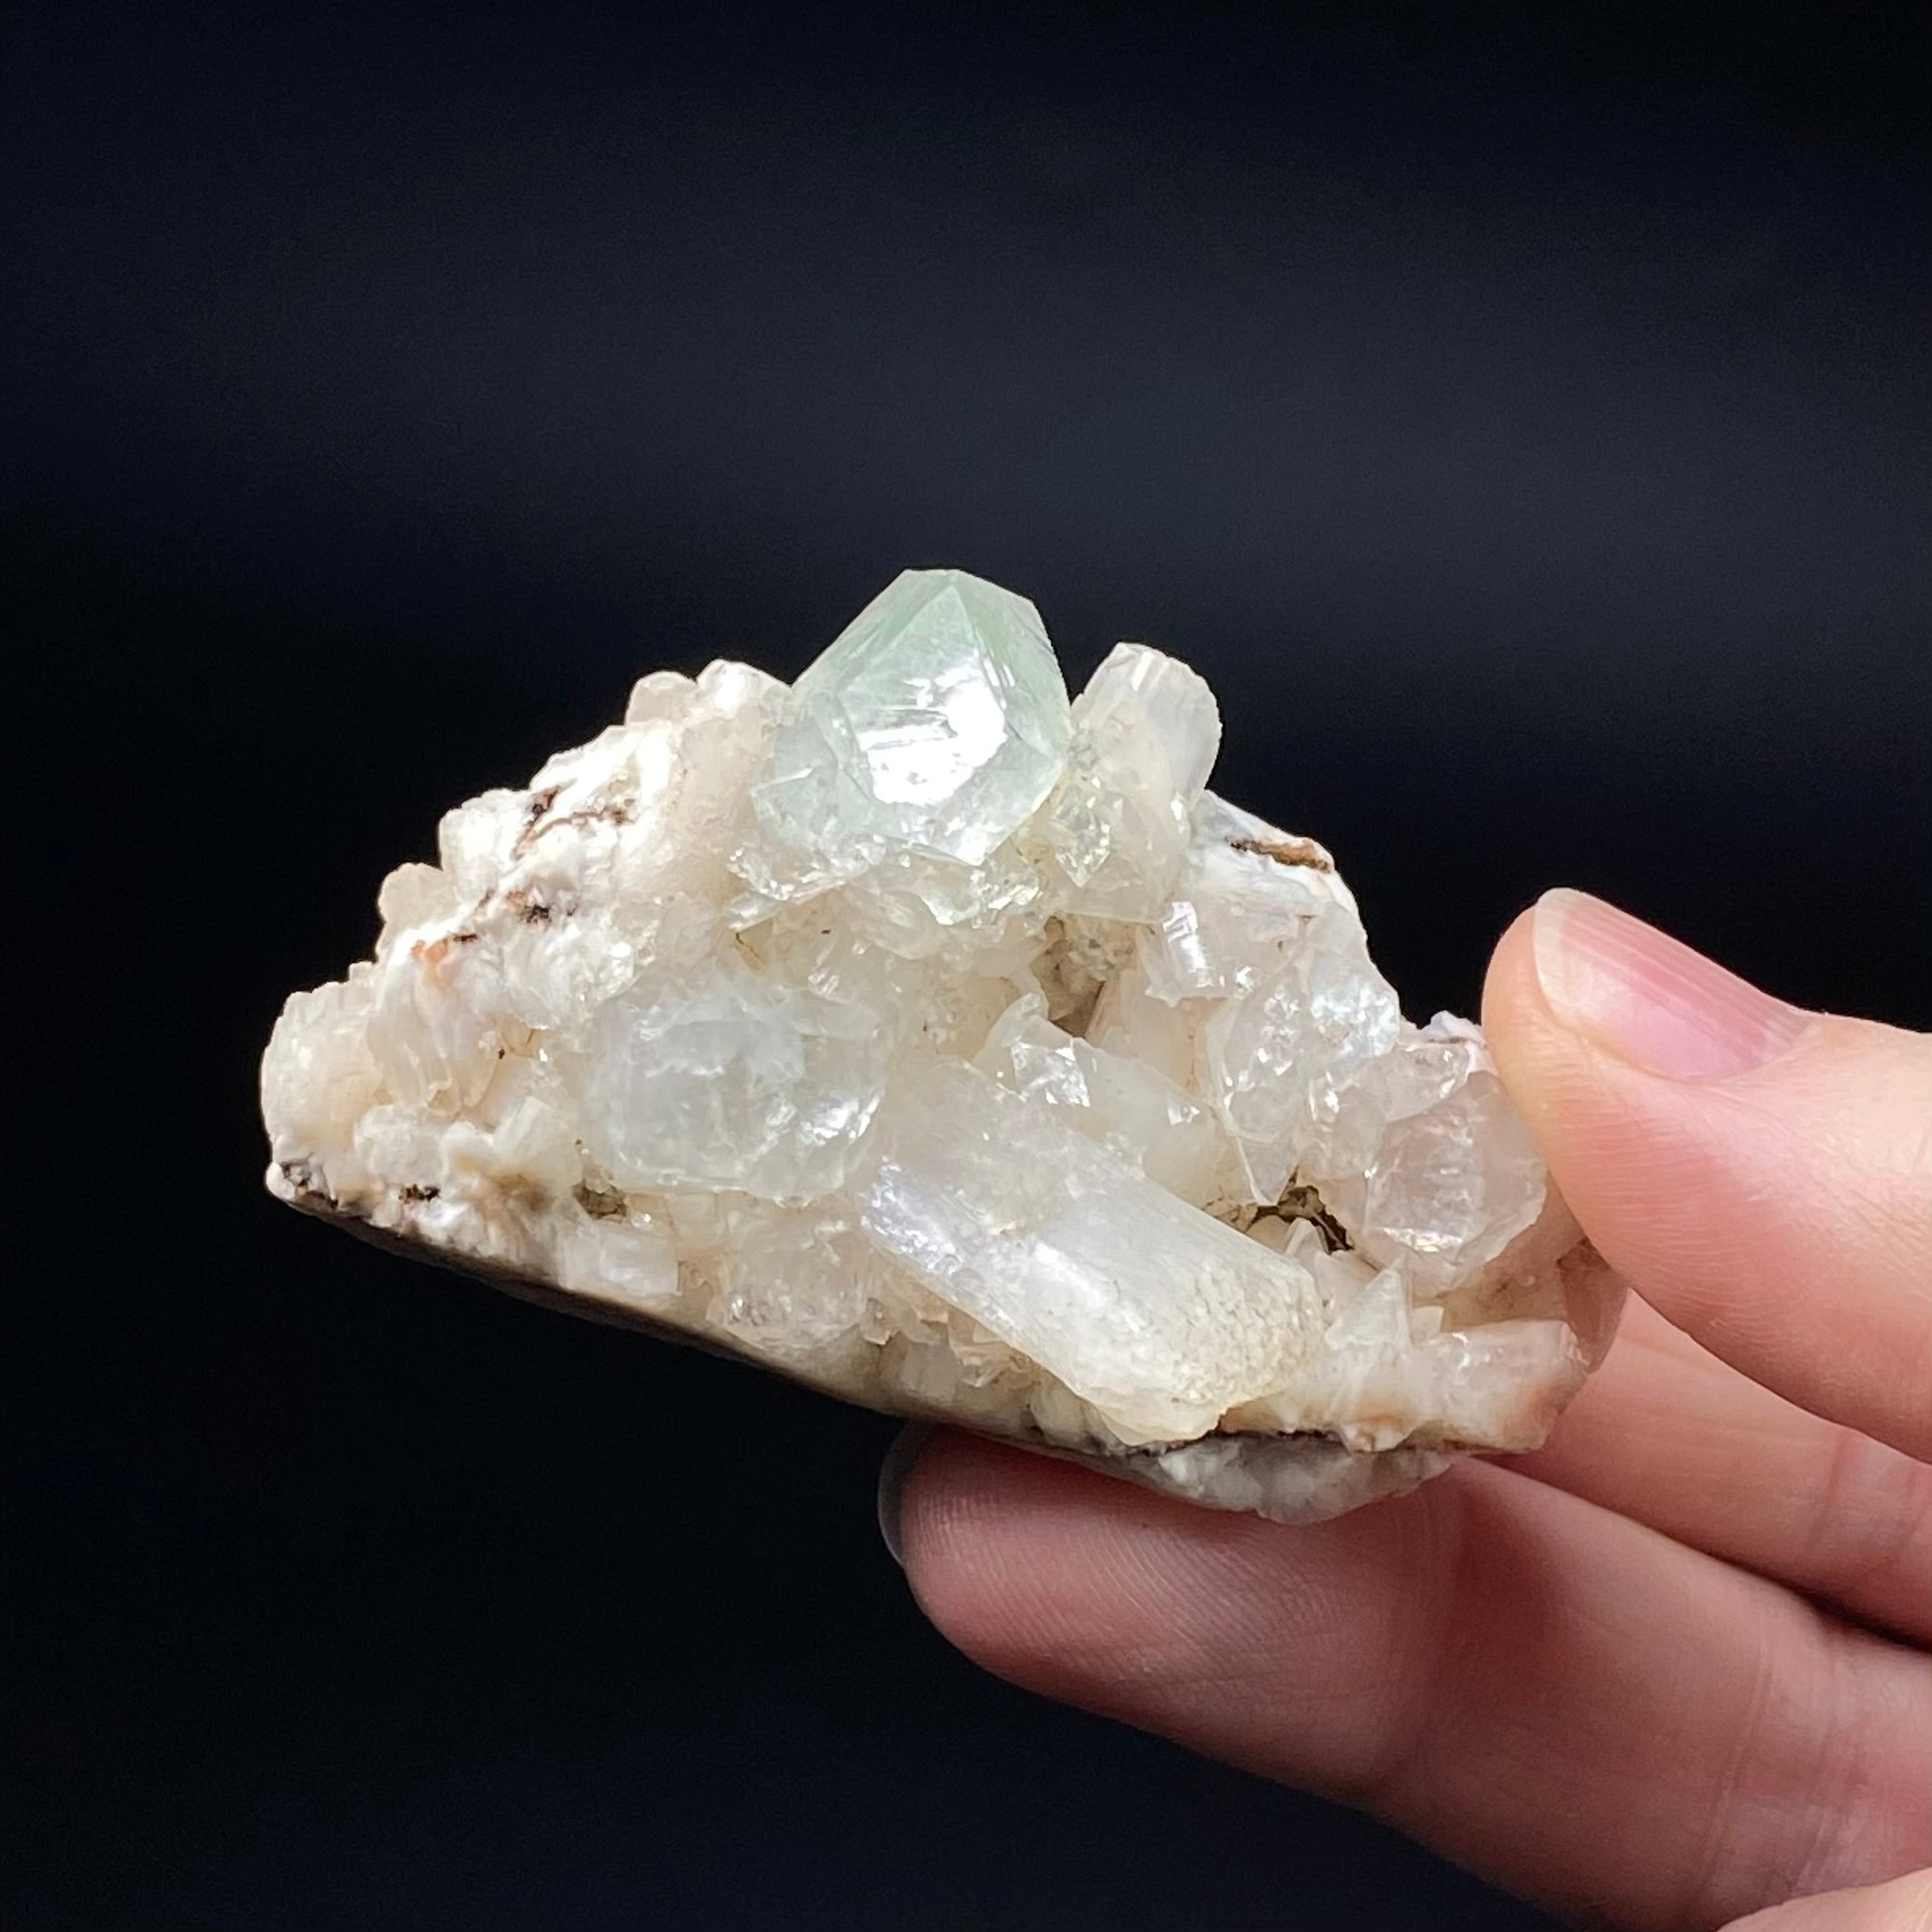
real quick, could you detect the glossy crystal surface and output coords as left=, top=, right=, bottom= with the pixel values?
left=747, top=569, right=1071, bottom=883
left=261, top=569, right=1618, bottom=1521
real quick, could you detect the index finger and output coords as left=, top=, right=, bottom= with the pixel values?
left=897, top=1431, right=1932, bottom=1932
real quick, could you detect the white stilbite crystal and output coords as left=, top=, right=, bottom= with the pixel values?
left=1030, top=642, right=1219, bottom=922
left=262, top=567, right=1622, bottom=1522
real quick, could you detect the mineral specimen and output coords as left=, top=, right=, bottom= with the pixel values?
left=262, top=569, right=1621, bottom=1522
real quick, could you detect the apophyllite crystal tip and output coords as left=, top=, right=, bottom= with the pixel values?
left=261, top=569, right=1621, bottom=1522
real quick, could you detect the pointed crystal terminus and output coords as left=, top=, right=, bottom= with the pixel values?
left=752, top=568, right=1073, bottom=871
left=260, top=567, right=1622, bottom=1527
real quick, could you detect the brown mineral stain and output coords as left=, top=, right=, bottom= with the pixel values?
left=1230, top=835, right=1334, bottom=872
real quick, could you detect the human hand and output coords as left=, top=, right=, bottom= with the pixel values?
left=883, top=890, right=1932, bottom=1930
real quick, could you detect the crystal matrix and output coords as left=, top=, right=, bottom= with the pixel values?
left=261, top=568, right=1620, bottom=1522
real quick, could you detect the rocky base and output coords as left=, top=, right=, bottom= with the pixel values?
left=262, top=568, right=1622, bottom=1521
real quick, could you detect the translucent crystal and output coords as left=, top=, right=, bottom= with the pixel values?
left=567, top=961, right=888, bottom=1202
left=558, top=1204, right=679, bottom=1311
left=974, top=993, right=1222, bottom=1204
left=261, top=567, right=1620, bottom=1525
left=1031, top=643, right=1219, bottom=922
left=857, top=1060, right=1320, bottom=1443
left=1359, top=1069, right=1548, bottom=1290
left=1140, top=794, right=1359, bottom=1003
left=1306, top=1014, right=1487, bottom=1178
left=709, top=1212, right=873, bottom=1360
left=746, top=568, right=1071, bottom=882
left=840, top=843, right=1045, bottom=963
left=1204, top=943, right=1403, bottom=1202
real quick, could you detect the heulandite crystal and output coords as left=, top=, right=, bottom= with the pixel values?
left=261, top=569, right=1621, bottom=1521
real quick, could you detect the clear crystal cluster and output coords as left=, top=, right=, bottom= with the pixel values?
left=262, top=569, right=1619, bottom=1521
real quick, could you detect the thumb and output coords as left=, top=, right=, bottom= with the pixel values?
left=1483, top=889, right=1932, bottom=1460
left=1722, top=1867, right=1932, bottom=1932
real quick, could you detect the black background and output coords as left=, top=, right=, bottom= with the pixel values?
left=6, top=3, right=1926, bottom=1927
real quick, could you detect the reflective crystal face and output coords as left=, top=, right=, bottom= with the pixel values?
left=751, top=569, right=1072, bottom=872
left=261, top=568, right=1619, bottom=1526
left=570, top=961, right=889, bottom=1202
left=1032, top=642, right=1220, bottom=923
left=858, top=1060, right=1321, bottom=1443
left=1359, top=1070, right=1547, bottom=1290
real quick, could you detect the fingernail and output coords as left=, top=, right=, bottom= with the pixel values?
left=876, top=1422, right=932, bottom=1567
left=1532, top=889, right=1809, bottom=1080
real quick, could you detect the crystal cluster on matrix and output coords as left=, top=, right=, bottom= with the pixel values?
left=262, top=570, right=1620, bottom=1521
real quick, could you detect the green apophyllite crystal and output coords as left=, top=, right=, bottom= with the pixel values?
left=753, top=568, right=1071, bottom=869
